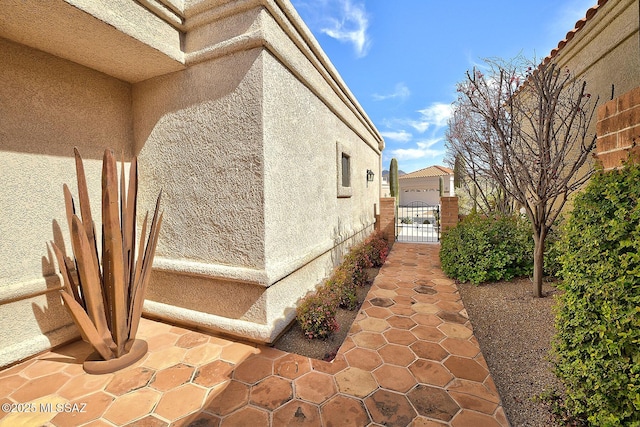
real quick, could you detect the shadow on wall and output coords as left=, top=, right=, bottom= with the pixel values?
left=0, top=38, right=131, bottom=161
left=32, top=220, right=77, bottom=347
left=131, top=48, right=262, bottom=156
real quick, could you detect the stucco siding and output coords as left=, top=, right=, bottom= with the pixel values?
left=551, top=0, right=640, bottom=140
left=0, top=37, right=134, bottom=367
left=0, top=0, right=384, bottom=364
left=262, top=49, right=379, bottom=275
left=134, top=48, right=266, bottom=270
left=0, top=0, right=184, bottom=83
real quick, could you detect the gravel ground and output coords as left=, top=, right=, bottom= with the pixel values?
left=457, top=278, right=563, bottom=427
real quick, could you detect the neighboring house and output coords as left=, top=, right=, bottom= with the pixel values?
left=381, top=175, right=391, bottom=198
left=398, top=165, right=454, bottom=206
left=0, top=0, right=384, bottom=368
left=542, top=0, right=640, bottom=166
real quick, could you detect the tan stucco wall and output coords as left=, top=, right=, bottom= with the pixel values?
left=136, top=3, right=383, bottom=343
left=550, top=0, right=640, bottom=144
left=1, top=0, right=384, bottom=366
left=0, top=0, right=184, bottom=83
left=0, top=37, right=134, bottom=367
left=134, top=48, right=266, bottom=270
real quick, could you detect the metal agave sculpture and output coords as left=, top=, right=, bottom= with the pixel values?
left=50, top=148, right=162, bottom=374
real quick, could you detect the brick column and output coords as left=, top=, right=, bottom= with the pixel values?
left=596, top=86, right=640, bottom=170
left=377, top=197, right=396, bottom=243
left=440, top=197, right=459, bottom=233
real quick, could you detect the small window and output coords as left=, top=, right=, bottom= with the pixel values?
left=341, top=153, right=351, bottom=187
left=336, top=142, right=352, bottom=198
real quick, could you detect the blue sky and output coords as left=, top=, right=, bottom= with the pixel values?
left=290, top=0, right=597, bottom=173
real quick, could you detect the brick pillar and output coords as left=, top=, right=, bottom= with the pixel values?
left=440, top=197, right=459, bottom=233
left=596, top=86, right=640, bottom=170
left=377, top=197, right=396, bottom=243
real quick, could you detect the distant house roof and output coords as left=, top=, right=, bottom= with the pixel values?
left=542, top=0, right=607, bottom=66
left=399, top=165, right=453, bottom=179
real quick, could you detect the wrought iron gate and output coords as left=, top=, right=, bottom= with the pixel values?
left=395, top=201, right=440, bottom=242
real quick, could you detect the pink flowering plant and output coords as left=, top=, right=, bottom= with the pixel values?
left=296, top=231, right=390, bottom=340
left=296, top=285, right=339, bottom=339
left=333, top=268, right=358, bottom=310
left=362, top=231, right=390, bottom=267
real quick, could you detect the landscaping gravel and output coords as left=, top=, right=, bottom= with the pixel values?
left=457, top=277, right=563, bottom=427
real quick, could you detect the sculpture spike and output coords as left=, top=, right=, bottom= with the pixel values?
left=129, top=192, right=162, bottom=340
left=102, top=150, right=127, bottom=356
left=60, top=292, right=113, bottom=361
left=71, top=215, right=115, bottom=349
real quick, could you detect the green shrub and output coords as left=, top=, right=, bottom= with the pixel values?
left=341, top=231, right=390, bottom=287
left=553, top=163, right=640, bottom=426
left=543, top=221, right=563, bottom=278
left=439, top=213, right=533, bottom=284
left=401, top=217, right=413, bottom=224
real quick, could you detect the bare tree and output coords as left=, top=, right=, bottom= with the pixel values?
left=445, top=150, right=515, bottom=216
left=447, top=57, right=598, bottom=297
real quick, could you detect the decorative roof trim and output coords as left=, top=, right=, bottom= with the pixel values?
left=542, top=0, right=607, bottom=66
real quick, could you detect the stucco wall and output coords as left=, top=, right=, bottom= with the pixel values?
left=0, top=0, right=184, bottom=83
left=399, top=189, right=441, bottom=206
left=550, top=0, right=640, bottom=141
left=0, top=0, right=384, bottom=365
left=0, top=37, right=134, bottom=367
left=261, top=35, right=381, bottom=277
left=134, top=48, right=266, bottom=270
left=136, top=4, right=383, bottom=343
left=261, top=48, right=381, bottom=338
left=133, top=47, right=270, bottom=330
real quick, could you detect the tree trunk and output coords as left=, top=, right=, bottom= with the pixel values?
left=532, top=232, right=545, bottom=298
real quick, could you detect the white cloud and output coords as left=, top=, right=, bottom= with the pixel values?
left=549, top=0, right=598, bottom=39
left=388, top=139, right=444, bottom=161
left=319, top=0, right=371, bottom=57
left=373, top=83, right=411, bottom=101
left=380, top=130, right=412, bottom=143
left=409, top=103, right=452, bottom=133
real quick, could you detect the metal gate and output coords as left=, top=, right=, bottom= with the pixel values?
left=396, top=201, right=440, bottom=242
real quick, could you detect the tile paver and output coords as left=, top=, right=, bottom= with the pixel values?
left=249, top=376, right=293, bottom=410
left=294, top=372, right=336, bottom=404
left=150, top=363, right=194, bottom=392
left=378, top=343, right=416, bottom=366
left=272, top=399, right=321, bottom=426
left=408, top=385, right=460, bottom=422
left=0, top=243, right=509, bottom=426
left=365, top=389, right=417, bottom=426
left=321, top=394, right=370, bottom=426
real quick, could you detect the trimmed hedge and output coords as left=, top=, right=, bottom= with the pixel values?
left=554, top=163, right=640, bottom=426
left=296, top=231, right=390, bottom=339
left=439, top=214, right=533, bottom=284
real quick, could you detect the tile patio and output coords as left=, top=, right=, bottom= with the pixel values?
left=0, top=243, right=509, bottom=426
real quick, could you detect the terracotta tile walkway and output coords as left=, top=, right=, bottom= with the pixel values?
left=0, top=243, right=509, bottom=427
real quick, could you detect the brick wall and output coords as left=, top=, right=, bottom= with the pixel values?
left=376, top=197, right=396, bottom=243
left=440, top=197, right=459, bottom=233
left=596, top=86, right=640, bottom=170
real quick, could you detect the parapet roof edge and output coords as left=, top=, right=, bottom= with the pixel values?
left=273, top=0, right=384, bottom=150
left=179, top=0, right=385, bottom=151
